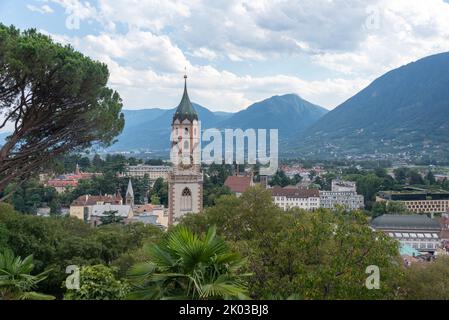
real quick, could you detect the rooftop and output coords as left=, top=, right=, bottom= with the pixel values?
left=224, top=176, right=253, bottom=194
left=378, top=190, right=449, bottom=201
left=173, top=75, right=198, bottom=123
left=270, top=187, right=320, bottom=198
left=371, top=214, right=441, bottom=230
left=90, top=204, right=133, bottom=217
left=71, top=194, right=123, bottom=206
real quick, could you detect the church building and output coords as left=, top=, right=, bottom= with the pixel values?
left=168, top=74, right=203, bottom=225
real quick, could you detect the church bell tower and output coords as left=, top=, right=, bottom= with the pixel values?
left=168, top=73, right=203, bottom=225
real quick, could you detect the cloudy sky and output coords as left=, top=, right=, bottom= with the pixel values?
left=1, top=0, right=449, bottom=112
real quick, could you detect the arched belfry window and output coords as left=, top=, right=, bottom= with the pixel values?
left=181, top=188, right=192, bottom=211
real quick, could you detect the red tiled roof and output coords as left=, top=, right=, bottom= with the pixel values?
left=71, top=195, right=122, bottom=206
left=270, top=187, right=320, bottom=198
left=48, top=180, right=78, bottom=188
left=134, top=204, right=155, bottom=214
left=224, top=176, right=252, bottom=194
left=64, top=172, right=102, bottom=180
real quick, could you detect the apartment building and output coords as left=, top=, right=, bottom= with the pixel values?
left=319, top=180, right=364, bottom=210
left=120, top=165, right=171, bottom=181
left=271, top=187, right=320, bottom=211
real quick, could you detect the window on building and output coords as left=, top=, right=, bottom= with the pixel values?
left=181, top=188, right=192, bottom=211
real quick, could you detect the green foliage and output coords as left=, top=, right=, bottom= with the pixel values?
left=182, top=186, right=283, bottom=242
left=180, top=187, right=403, bottom=300
left=270, top=170, right=290, bottom=187
left=0, top=24, right=124, bottom=191
left=425, top=170, right=436, bottom=185
left=0, top=250, right=55, bottom=300
left=150, top=194, right=161, bottom=205
left=128, top=226, right=250, bottom=300
left=393, top=168, right=409, bottom=185
left=149, top=178, right=168, bottom=207
left=246, top=210, right=401, bottom=300
left=64, top=265, right=129, bottom=300
left=409, top=170, right=425, bottom=185
left=401, top=257, right=449, bottom=300
left=370, top=201, right=411, bottom=218
left=0, top=205, right=163, bottom=297
left=100, top=211, right=125, bottom=226
left=202, top=164, right=233, bottom=207
left=2, top=178, right=57, bottom=214
left=314, top=172, right=336, bottom=190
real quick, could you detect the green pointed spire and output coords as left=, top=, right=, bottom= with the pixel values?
left=173, top=73, right=198, bottom=123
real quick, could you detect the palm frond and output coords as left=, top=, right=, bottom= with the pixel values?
left=19, top=291, right=55, bottom=300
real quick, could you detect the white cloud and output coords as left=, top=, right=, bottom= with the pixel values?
left=312, top=0, right=449, bottom=78
left=34, top=0, right=449, bottom=112
left=27, top=4, right=54, bottom=14
left=190, top=47, right=218, bottom=61
left=45, top=27, right=365, bottom=111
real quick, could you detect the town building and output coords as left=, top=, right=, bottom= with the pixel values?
left=69, top=193, right=123, bottom=221
left=377, top=191, right=449, bottom=214
left=132, top=204, right=169, bottom=228
left=319, top=180, right=364, bottom=210
left=224, top=175, right=255, bottom=197
left=167, top=74, right=203, bottom=225
left=371, top=214, right=442, bottom=253
left=270, top=187, right=320, bottom=211
left=46, top=164, right=102, bottom=193
left=119, top=165, right=171, bottom=182
left=69, top=179, right=169, bottom=228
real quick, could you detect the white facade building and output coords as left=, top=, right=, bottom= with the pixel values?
left=319, top=180, right=364, bottom=210
left=271, top=187, right=320, bottom=211
left=320, top=191, right=365, bottom=210
left=120, top=165, right=171, bottom=181
left=371, top=215, right=441, bottom=253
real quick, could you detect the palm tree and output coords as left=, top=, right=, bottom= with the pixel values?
left=127, top=226, right=250, bottom=300
left=0, top=250, right=55, bottom=300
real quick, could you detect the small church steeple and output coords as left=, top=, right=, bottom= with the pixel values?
left=125, top=179, right=134, bottom=206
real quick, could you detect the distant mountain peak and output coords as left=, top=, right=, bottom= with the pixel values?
left=297, top=51, right=449, bottom=160
left=109, top=94, right=327, bottom=152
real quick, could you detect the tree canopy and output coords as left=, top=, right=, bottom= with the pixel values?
left=0, top=25, right=124, bottom=192
left=180, top=187, right=403, bottom=299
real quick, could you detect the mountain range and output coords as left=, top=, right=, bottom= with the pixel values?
left=109, top=94, right=328, bottom=153
left=3, top=52, right=448, bottom=160
left=295, top=51, right=449, bottom=160
left=111, top=50, right=449, bottom=161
